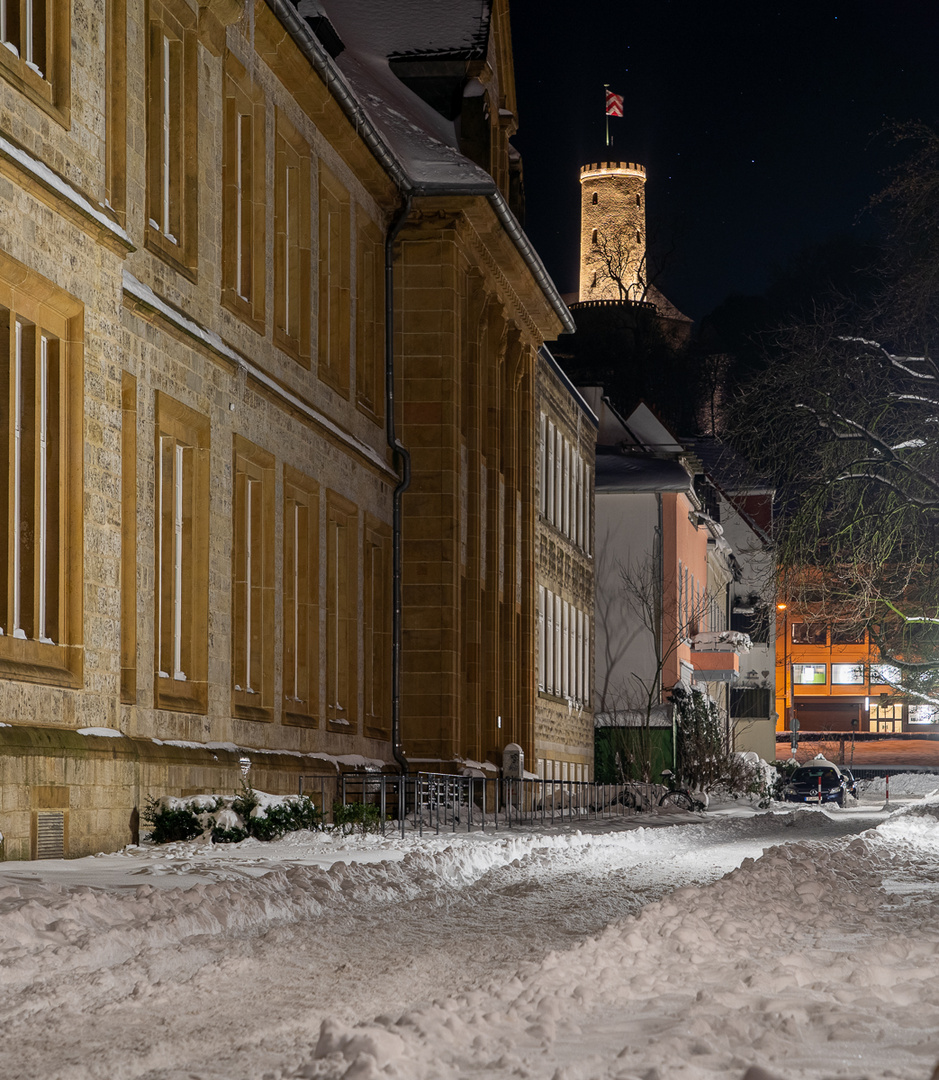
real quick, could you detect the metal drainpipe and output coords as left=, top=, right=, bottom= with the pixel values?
left=386, top=195, right=413, bottom=775
left=656, top=493, right=674, bottom=771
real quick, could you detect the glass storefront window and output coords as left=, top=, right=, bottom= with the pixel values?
left=870, top=663, right=901, bottom=685
left=832, top=663, right=865, bottom=685
left=793, top=663, right=826, bottom=685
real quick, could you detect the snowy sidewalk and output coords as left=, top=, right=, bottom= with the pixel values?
left=0, top=785, right=937, bottom=1079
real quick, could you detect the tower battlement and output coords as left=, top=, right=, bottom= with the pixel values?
left=580, top=162, right=646, bottom=181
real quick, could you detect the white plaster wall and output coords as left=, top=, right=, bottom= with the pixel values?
left=594, top=491, right=661, bottom=718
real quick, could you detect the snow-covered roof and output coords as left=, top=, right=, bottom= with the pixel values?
left=297, top=0, right=495, bottom=192
left=276, top=1, right=574, bottom=332
left=595, top=449, right=694, bottom=495
left=302, top=0, right=491, bottom=61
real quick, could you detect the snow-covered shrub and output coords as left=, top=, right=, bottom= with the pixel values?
left=249, top=795, right=322, bottom=840
left=669, top=685, right=778, bottom=804
left=143, top=795, right=221, bottom=843
left=143, top=786, right=321, bottom=844
left=729, top=751, right=778, bottom=806
left=332, top=800, right=380, bottom=835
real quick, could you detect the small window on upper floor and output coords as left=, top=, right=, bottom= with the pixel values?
left=222, top=53, right=266, bottom=332
left=591, top=229, right=597, bottom=245
left=274, top=109, right=312, bottom=367
left=792, top=622, right=827, bottom=645
left=146, top=0, right=198, bottom=278
left=318, top=163, right=352, bottom=397
left=591, top=192, right=598, bottom=205
left=0, top=0, right=70, bottom=123
left=636, top=194, right=641, bottom=207
left=636, top=230, right=641, bottom=244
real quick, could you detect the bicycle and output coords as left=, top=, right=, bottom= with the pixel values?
left=613, top=772, right=705, bottom=813
left=657, top=770, right=707, bottom=812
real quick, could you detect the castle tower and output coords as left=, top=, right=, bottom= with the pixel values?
left=578, top=162, right=647, bottom=303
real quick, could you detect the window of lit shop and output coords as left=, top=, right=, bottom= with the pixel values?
left=793, top=663, right=826, bottom=685
left=831, top=663, right=864, bottom=685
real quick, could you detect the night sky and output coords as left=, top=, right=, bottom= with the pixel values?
left=509, top=0, right=939, bottom=322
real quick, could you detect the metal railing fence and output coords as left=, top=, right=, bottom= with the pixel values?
left=335, top=772, right=644, bottom=838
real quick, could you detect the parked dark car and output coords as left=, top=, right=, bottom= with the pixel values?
left=781, top=757, right=852, bottom=807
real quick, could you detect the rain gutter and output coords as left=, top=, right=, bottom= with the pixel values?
left=266, top=0, right=575, bottom=334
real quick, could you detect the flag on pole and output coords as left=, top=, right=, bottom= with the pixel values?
left=605, top=89, right=624, bottom=117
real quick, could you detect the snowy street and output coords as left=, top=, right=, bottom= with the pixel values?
left=2, top=781, right=939, bottom=1080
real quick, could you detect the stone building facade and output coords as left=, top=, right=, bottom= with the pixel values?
left=0, top=0, right=572, bottom=859
left=534, top=348, right=596, bottom=781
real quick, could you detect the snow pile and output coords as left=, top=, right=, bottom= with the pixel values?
left=293, top=831, right=915, bottom=1079
left=859, top=771, right=939, bottom=798
left=0, top=829, right=665, bottom=975
left=2, top=803, right=939, bottom=1078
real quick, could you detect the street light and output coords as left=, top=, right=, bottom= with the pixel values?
left=777, top=602, right=795, bottom=752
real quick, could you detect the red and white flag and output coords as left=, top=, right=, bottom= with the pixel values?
left=605, top=89, right=624, bottom=117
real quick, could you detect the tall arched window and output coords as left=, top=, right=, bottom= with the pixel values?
left=591, top=192, right=598, bottom=205
left=591, top=228, right=597, bottom=245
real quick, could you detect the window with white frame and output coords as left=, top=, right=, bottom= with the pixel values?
left=326, top=490, right=357, bottom=726
left=274, top=109, right=312, bottom=366
left=223, top=53, right=266, bottom=330
left=576, top=607, right=584, bottom=700
left=0, top=263, right=82, bottom=687
left=146, top=0, right=197, bottom=272
left=542, top=591, right=548, bottom=691
left=539, top=413, right=547, bottom=515
left=363, top=517, right=391, bottom=738
left=283, top=469, right=318, bottom=723
left=0, top=0, right=69, bottom=122
left=2, top=314, right=58, bottom=645
left=546, top=419, right=555, bottom=523
left=537, top=586, right=546, bottom=690
left=553, top=593, right=562, bottom=695
left=232, top=436, right=274, bottom=719
left=154, top=393, right=209, bottom=712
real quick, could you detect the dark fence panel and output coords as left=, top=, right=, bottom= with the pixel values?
left=336, top=773, right=639, bottom=837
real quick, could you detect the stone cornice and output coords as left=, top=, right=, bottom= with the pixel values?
left=122, top=271, right=396, bottom=482
left=0, top=134, right=135, bottom=256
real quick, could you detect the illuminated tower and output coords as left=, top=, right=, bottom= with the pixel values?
left=578, top=161, right=647, bottom=302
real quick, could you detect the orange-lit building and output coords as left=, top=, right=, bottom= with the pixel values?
left=774, top=612, right=909, bottom=733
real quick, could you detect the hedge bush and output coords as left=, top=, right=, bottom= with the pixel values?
left=143, top=785, right=322, bottom=844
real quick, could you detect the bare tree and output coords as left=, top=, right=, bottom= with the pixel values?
left=596, top=553, right=705, bottom=783
left=587, top=228, right=649, bottom=302
left=733, top=318, right=939, bottom=706
left=728, top=127, right=939, bottom=709
left=585, top=223, right=679, bottom=305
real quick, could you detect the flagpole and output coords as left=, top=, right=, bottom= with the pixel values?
left=604, top=83, right=610, bottom=148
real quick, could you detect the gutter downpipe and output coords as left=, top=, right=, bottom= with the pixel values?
left=386, top=195, right=413, bottom=776
left=655, top=494, right=675, bottom=771
left=266, top=1, right=576, bottom=776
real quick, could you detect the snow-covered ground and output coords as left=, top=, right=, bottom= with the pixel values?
left=2, top=784, right=939, bottom=1079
